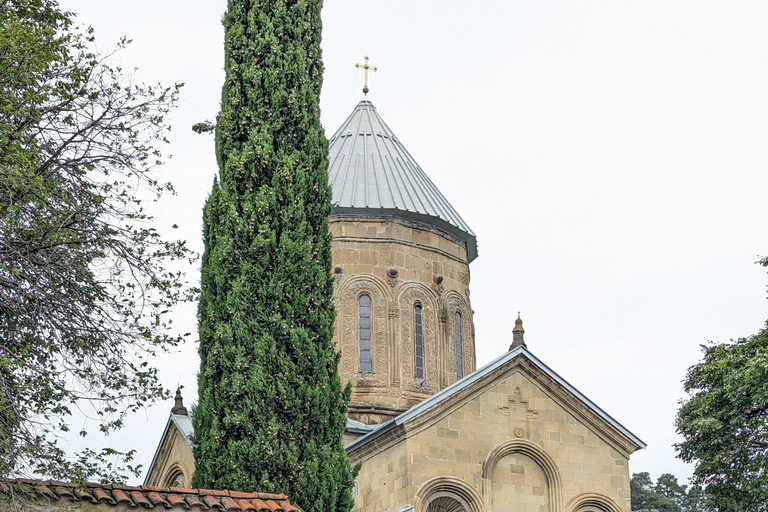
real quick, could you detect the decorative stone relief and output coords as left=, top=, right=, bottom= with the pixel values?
left=338, top=277, right=390, bottom=388
left=400, top=285, right=438, bottom=394
left=498, top=387, right=540, bottom=440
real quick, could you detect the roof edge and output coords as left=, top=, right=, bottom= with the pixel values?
left=345, top=346, right=646, bottom=453
left=331, top=206, right=478, bottom=262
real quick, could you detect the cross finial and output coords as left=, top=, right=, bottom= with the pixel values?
left=355, top=55, right=378, bottom=96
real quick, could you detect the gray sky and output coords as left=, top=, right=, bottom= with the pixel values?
left=57, top=0, right=768, bottom=485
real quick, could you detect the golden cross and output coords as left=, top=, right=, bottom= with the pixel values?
left=355, top=55, right=378, bottom=95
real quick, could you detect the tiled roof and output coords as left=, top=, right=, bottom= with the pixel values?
left=0, top=479, right=301, bottom=511
left=328, top=100, right=478, bottom=262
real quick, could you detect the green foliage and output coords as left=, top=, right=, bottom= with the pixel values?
left=0, top=0, right=194, bottom=481
left=630, top=472, right=709, bottom=512
left=191, top=1, right=355, bottom=511
left=675, top=257, right=768, bottom=511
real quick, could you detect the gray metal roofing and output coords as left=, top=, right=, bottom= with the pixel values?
left=328, top=100, right=478, bottom=262
left=344, top=346, right=646, bottom=453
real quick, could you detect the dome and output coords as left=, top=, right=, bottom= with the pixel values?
left=327, top=100, right=478, bottom=262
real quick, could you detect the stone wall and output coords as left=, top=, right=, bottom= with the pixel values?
left=330, top=216, right=475, bottom=424
left=347, top=359, right=633, bottom=512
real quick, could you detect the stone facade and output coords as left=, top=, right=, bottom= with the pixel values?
left=330, top=215, right=476, bottom=424
left=145, top=417, right=195, bottom=489
left=347, top=353, right=637, bottom=512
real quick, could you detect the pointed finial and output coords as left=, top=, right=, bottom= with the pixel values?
left=354, top=55, right=378, bottom=96
left=171, top=386, right=188, bottom=415
left=509, top=312, right=526, bottom=350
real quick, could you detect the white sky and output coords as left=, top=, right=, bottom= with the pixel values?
left=57, top=0, right=768, bottom=486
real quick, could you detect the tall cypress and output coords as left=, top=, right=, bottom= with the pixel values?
left=192, top=2, right=355, bottom=511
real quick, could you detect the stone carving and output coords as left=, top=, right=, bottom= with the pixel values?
left=386, top=266, right=399, bottom=287
left=498, top=387, right=539, bottom=440
left=458, top=271, right=470, bottom=285
left=399, top=284, right=439, bottom=394
left=338, top=276, right=390, bottom=388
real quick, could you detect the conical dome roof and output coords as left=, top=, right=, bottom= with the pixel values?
left=328, top=100, right=478, bottom=262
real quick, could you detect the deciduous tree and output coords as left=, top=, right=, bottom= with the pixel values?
left=676, top=257, right=768, bottom=511
left=0, top=0, right=193, bottom=481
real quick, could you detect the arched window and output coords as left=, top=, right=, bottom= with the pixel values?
left=455, top=312, right=463, bottom=379
left=359, top=295, right=372, bottom=372
left=414, top=304, right=424, bottom=379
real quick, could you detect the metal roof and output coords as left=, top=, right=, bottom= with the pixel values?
left=328, top=100, right=478, bottom=262
left=344, top=345, right=646, bottom=453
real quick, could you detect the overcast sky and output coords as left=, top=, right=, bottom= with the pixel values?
left=57, top=0, right=768, bottom=485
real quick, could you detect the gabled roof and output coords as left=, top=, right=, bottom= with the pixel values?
left=144, top=413, right=194, bottom=485
left=0, top=479, right=301, bottom=511
left=344, top=346, right=646, bottom=453
left=328, top=100, right=478, bottom=262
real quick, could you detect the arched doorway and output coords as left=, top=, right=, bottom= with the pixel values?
left=425, top=496, right=467, bottom=512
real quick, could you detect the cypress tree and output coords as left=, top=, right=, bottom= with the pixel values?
left=192, top=2, right=355, bottom=511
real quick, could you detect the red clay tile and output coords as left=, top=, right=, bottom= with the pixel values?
left=184, top=495, right=205, bottom=508
left=236, top=499, right=257, bottom=511
left=130, top=490, right=152, bottom=507
left=250, top=498, right=269, bottom=511
left=53, top=486, right=75, bottom=498
left=93, top=487, right=116, bottom=504
left=221, top=496, right=241, bottom=510
left=263, top=500, right=282, bottom=512
left=200, top=489, right=230, bottom=497
left=112, top=489, right=132, bottom=504
left=75, top=488, right=97, bottom=503
left=166, top=494, right=187, bottom=508
left=34, top=484, right=56, bottom=499
left=228, top=491, right=258, bottom=499
left=147, top=491, right=170, bottom=507
left=277, top=500, right=298, bottom=512
left=203, top=495, right=224, bottom=509
left=141, top=485, right=166, bottom=493
left=169, top=486, right=197, bottom=494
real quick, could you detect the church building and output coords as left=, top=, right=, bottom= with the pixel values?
left=145, top=97, right=645, bottom=512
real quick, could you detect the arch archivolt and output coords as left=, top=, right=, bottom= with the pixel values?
left=481, top=438, right=563, bottom=512
left=565, top=493, right=623, bottom=512
left=398, top=282, right=439, bottom=393
left=162, top=461, right=190, bottom=489
left=414, top=476, right=484, bottom=512
left=336, top=274, right=390, bottom=386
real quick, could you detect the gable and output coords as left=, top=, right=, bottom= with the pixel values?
left=346, top=349, right=641, bottom=512
left=145, top=414, right=196, bottom=488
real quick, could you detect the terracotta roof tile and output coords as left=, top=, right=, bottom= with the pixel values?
left=236, top=499, right=257, bottom=511
left=0, top=479, right=301, bottom=512
left=166, top=494, right=188, bottom=508
left=220, top=496, right=240, bottom=510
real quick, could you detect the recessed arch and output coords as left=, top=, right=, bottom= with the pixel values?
left=481, top=438, right=563, bottom=512
left=162, top=461, right=190, bottom=489
left=414, top=476, right=484, bottom=512
left=566, top=493, right=623, bottom=512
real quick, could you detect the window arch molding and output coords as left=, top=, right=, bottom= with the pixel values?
left=413, top=476, right=484, bottom=512
left=337, top=275, right=392, bottom=380
left=565, top=493, right=623, bottom=512
left=441, top=290, right=472, bottom=378
left=481, top=438, right=563, bottom=511
left=397, top=283, right=439, bottom=387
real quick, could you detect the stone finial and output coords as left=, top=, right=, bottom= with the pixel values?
left=171, top=387, right=188, bottom=415
left=509, top=312, right=526, bottom=350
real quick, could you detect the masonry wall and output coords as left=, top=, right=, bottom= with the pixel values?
left=348, top=361, right=634, bottom=512
left=330, top=216, right=475, bottom=424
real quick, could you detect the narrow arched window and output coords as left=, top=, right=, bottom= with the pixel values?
left=414, top=304, right=424, bottom=379
left=359, top=295, right=372, bottom=372
left=456, top=312, right=463, bottom=379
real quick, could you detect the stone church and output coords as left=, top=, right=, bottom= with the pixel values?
left=144, top=98, right=645, bottom=512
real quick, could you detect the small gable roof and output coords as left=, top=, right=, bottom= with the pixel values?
left=345, top=346, right=646, bottom=453
left=144, top=413, right=194, bottom=485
